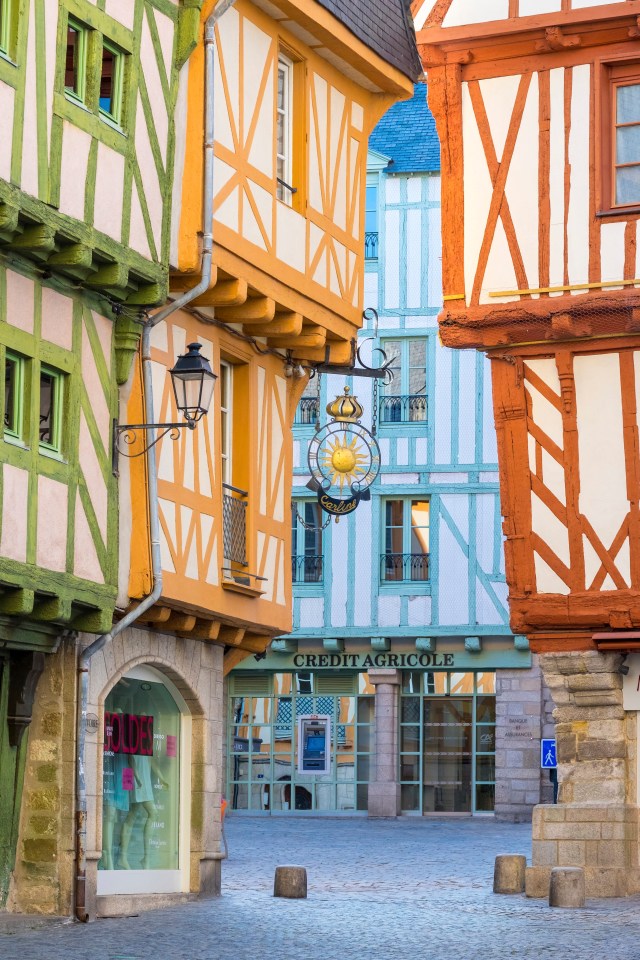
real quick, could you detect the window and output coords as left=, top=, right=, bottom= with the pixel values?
left=612, top=73, right=640, bottom=206
left=65, top=19, right=87, bottom=103
left=220, top=361, right=232, bottom=486
left=380, top=339, right=427, bottom=423
left=294, top=377, right=320, bottom=427
left=277, top=55, right=293, bottom=203
left=99, top=40, right=124, bottom=124
left=63, top=16, right=126, bottom=129
left=39, top=366, right=64, bottom=454
left=365, top=184, right=379, bottom=260
left=381, top=499, right=429, bottom=582
left=4, top=351, right=25, bottom=441
left=0, top=0, right=17, bottom=59
left=292, top=501, right=323, bottom=583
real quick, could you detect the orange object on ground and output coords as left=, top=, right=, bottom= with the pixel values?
left=221, top=799, right=227, bottom=820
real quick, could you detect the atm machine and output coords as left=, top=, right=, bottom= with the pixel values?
left=297, top=715, right=331, bottom=775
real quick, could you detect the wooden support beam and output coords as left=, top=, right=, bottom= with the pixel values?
left=244, top=312, right=302, bottom=337
left=218, top=626, right=246, bottom=647
left=164, top=612, right=197, bottom=634
left=170, top=266, right=218, bottom=292
left=238, top=635, right=271, bottom=654
left=85, top=262, right=129, bottom=293
left=0, top=202, right=19, bottom=238
left=224, top=647, right=252, bottom=675
left=135, top=605, right=172, bottom=624
left=10, top=224, right=56, bottom=258
left=48, top=243, right=96, bottom=278
left=291, top=339, right=354, bottom=365
left=31, top=596, right=72, bottom=623
left=267, top=330, right=326, bottom=350
left=192, top=278, right=248, bottom=308
left=73, top=606, right=113, bottom=634
left=0, top=588, right=34, bottom=616
left=126, top=282, right=164, bottom=307
left=189, top=620, right=221, bottom=642
left=216, top=297, right=276, bottom=324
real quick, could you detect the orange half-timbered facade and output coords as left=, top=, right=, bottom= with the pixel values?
left=418, top=0, right=640, bottom=897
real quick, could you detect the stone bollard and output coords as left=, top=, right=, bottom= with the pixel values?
left=549, top=867, right=585, bottom=908
left=274, top=865, right=307, bottom=899
left=493, top=855, right=526, bottom=894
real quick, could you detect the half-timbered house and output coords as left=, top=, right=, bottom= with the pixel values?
left=417, top=0, right=640, bottom=896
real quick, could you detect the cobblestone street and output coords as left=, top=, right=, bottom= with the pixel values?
left=1, top=816, right=640, bottom=960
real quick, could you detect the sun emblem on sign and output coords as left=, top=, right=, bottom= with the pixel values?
left=320, top=432, right=369, bottom=493
left=307, top=388, right=381, bottom=512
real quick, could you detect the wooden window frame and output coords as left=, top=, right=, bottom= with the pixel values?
left=276, top=45, right=306, bottom=213
left=64, top=17, right=88, bottom=106
left=99, top=37, right=125, bottom=128
left=38, top=365, right=65, bottom=457
left=381, top=497, right=431, bottom=583
left=220, top=360, right=232, bottom=487
left=276, top=53, right=294, bottom=205
left=3, top=350, right=26, bottom=443
left=598, top=58, right=640, bottom=214
left=0, top=0, right=18, bottom=61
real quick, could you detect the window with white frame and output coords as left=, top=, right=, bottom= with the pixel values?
left=291, top=500, right=324, bottom=584
left=277, top=54, right=293, bottom=203
left=381, top=499, right=429, bottom=582
left=220, top=361, right=232, bottom=486
left=381, top=338, right=427, bottom=423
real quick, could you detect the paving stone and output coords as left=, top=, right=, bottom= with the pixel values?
left=1, top=817, right=640, bottom=959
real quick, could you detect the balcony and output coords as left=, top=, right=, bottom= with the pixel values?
left=292, top=555, right=323, bottom=584
left=380, top=553, right=429, bottom=582
left=365, top=232, right=379, bottom=260
left=295, top=397, right=320, bottom=426
left=223, top=483, right=248, bottom=566
left=379, top=395, right=427, bottom=424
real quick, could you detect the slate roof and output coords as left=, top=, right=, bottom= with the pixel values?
left=369, top=82, right=441, bottom=173
left=315, top=0, right=422, bottom=81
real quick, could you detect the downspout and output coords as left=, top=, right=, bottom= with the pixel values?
left=74, top=0, right=237, bottom=921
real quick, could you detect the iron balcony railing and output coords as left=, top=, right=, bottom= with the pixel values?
left=379, top=394, right=427, bottom=424
left=223, top=483, right=248, bottom=565
left=292, top=555, right=323, bottom=584
left=365, top=232, right=379, bottom=260
left=381, top=552, right=429, bottom=582
left=295, top=397, right=320, bottom=426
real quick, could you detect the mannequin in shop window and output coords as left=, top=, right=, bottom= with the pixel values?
left=118, top=754, right=168, bottom=870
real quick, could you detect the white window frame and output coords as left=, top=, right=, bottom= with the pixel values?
left=277, top=54, right=293, bottom=205
left=220, top=361, right=232, bottom=486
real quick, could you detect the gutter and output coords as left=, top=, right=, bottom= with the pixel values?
left=74, top=0, right=237, bottom=921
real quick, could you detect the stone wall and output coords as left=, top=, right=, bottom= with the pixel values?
left=495, top=656, right=553, bottom=821
left=7, top=638, right=76, bottom=915
left=529, top=650, right=640, bottom=897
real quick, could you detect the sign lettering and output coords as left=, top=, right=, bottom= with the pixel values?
left=104, top=712, right=154, bottom=756
left=318, top=493, right=359, bottom=517
left=291, top=652, right=455, bottom=669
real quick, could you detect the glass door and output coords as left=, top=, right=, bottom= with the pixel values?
left=422, top=698, right=473, bottom=814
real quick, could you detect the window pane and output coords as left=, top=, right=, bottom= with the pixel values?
left=4, top=357, right=16, bottom=433
left=616, top=124, right=640, bottom=165
left=39, top=371, right=56, bottom=446
left=384, top=342, right=401, bottom=396
left=277, top=66, right=286, bottom=111
left=476, top=672, right=496, bottom=695
left=100, top=44, right=117, bottom=117
left=365, top=186, right=377, bottom=233
left=385, top=499, right=403, bottom=527
left=616, top=165, right=640, bottom=205
left=65, top=24, right=81, bottom=96
left=617, top=83, right=640, bottom=125
left=409, top=340, right=426, bottom=369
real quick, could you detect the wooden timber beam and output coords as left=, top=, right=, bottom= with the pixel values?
left=85, top=262, right=129, bottom=294
left=291, top=339, right=354, bottom=365
left=135, top=605, right=172, bottom=624
left=223, top=647, right=252, bottom=675
left=192, top=278, right=248, bottom=308
left=170, top=265, right=218, bottom=292
left=164, top=612, right=197, bottom=634
left=189, top=620, right=221, bottom=642
left=267, top=327, right=326, bottom=350
left=9, top=224, right=56, bottom=258
left=216, top=296, right=276, bottom=324
left=238, top=635, right=271, bottom=654
left=244, top=312, right=302, bottom=337
left=218, top=626, right=246, bottom=647
left=48, top=243, right=96, bottom=279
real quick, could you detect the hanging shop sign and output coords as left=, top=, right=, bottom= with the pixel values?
left=307, top=387, right=381, bottom=517
left=292, top=652, right=456, bottom=669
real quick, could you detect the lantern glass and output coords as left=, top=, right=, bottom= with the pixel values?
left=169, top=343, right=216, bottom=422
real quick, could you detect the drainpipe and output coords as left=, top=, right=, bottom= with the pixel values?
left=74, top=0, right=237, bottom=921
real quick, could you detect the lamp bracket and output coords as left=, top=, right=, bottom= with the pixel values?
left=112, top=419, right=196, bottom=476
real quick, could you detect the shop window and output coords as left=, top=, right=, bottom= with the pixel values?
left=0, top=0, right=18, bottom=59
left=99, top=672, right=182, bottom=881
left=601, top=62, right=640, bottom=210
left=4, top=351, right=25, bottom=442
left=99, top=40, right=124, bottom=125
left=380, top=339, right=427, bottom=424
left=65, top=19, right=87, bottom=103
left=291, top=501, right=324, bottom=584
left=381, top=498, right=429, bottom=582
left=39, top=366, right=65, bottom=455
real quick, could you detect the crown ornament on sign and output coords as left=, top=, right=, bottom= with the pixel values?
left=325, top=386, right=364, bottom=423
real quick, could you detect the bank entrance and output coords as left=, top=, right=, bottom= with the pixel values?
left=227, top=669, right=496, bottom=815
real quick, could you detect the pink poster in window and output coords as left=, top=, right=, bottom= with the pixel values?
left=166, top=735, right=177, bottom=758
left=122, top=767, right=134, bottom=790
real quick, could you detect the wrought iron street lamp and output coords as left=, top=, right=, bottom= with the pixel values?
left=113, top=342, right=216, bottom=470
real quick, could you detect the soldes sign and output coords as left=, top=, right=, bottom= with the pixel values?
left=104, top=712, right=154, bottom=756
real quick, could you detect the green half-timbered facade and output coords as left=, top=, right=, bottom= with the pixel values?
left=0, top=0, right=199, bottom=911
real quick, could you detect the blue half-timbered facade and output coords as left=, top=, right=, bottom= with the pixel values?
left=229, top=85, right=550, bottom=821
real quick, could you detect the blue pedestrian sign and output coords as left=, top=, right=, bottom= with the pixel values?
left=541, top=739, right=557, bottom=769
